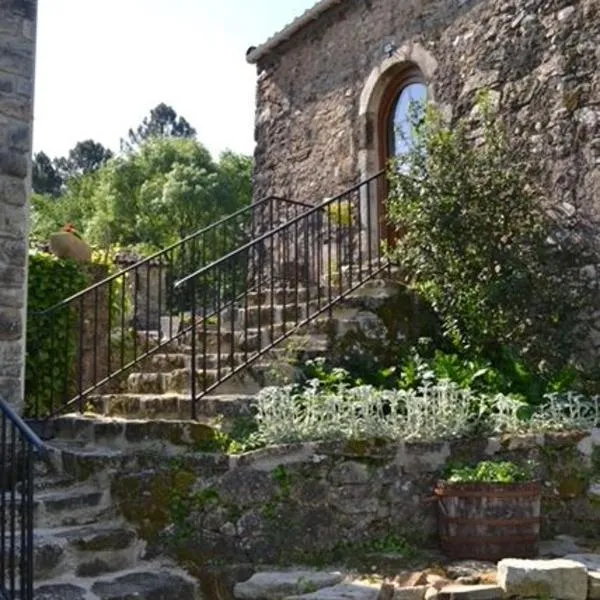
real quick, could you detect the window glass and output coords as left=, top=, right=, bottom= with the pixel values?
left=388, top=82, right=427, bottom=158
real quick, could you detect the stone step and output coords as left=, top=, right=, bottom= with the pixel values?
left=246, top=286, right=326, bottom=307
left=235, top=302, right=323, bottom=328
left=34, top=563, right=200, bottom=599
left=46, top=440, right=229, bottom=482
left=87, top=393, right=256, bottom=421
left=3, top=484, right=110, bottom=529
left=46, top=442, right=134, bottom=482
left=136, top=351, right=273, bottom=373
left=47, top=415, right=217, bottom=453
left=234, top=570, right=345, bottom=600
left=5, top=521, right=141, bottom=581
left=126, top=366, right=267, bottom=395
left=33, top=485, right=112, bottom=528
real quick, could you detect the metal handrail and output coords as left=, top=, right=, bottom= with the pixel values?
left=173, top=171, right=389, bottom=419
left=1, top=395, right=46, bottom=600
left=175, top=171, right=385, bottom=289
left=33, top=194, right=314, bottom=316
left=0, top=398, right=46, bottom=455
left=25, top=193, right=316, bottom=418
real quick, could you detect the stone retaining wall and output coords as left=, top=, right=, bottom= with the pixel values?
left=114, top=430, right=600, bottom=568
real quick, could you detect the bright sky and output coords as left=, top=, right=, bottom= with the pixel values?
left=33, top=0, right=316, bottom=161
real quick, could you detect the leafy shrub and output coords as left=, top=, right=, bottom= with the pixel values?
left=25, top=252, right=87, bottom=416
left=252, top=382, right=600, bottom=446
left=387, top=91, right=595, bottom=381
left=255, top=381, right=483, bottom=444
left=445, top=460, right=533, bottom=484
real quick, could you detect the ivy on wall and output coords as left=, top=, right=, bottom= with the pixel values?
left=25, top=252, right=87, bottom=417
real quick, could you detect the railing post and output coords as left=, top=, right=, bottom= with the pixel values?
left=0, top=397, right=46, bottom=600
left=190, top=278, right=198, bottom=422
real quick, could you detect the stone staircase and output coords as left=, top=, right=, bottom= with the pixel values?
left=13, top=454, right=201, bottom=599
left=27, top=276, right=399, bottom=598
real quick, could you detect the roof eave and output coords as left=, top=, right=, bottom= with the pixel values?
left=246, top=0, right=343, bottom=64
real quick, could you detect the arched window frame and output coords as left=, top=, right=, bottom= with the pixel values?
left=377, top=66, right=427, bottom=172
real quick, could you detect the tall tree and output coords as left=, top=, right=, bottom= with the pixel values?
left=55, top=140, right=114, bottom=180
left=32, top=151, right=63, bottom=197
left=123, top=103, right=197, bottom=152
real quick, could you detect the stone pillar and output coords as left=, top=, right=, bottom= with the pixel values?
left=0, top=1, right=37, bottom=413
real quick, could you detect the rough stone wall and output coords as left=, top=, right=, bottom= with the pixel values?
left=253, top=0, right=600, bottom=219
left=0, top=1, right=37, bottom=412
left=114, top=431, right=600, bottom=567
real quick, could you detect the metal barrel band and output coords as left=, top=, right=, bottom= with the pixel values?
left=440, top=534, right=539, bottom=544
left=434, top=487, right=541, bottom=499
left=439, top=516, right=540, bottom=526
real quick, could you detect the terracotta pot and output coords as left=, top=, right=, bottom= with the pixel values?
left=49, top=231, right=92, bottom=263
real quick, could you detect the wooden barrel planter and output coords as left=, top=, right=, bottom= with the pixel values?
left=435, top=481, right=541, bottom=561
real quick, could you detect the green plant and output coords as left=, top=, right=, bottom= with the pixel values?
left=445, top=460, right=534, bottom=484
left=25, top=251, right=88, bottom=416
left=362, top=533, right=417, bottom=558
left=387, top=90, right=595, bottom=383
left=326, top=199, right=353, bottom=228
left=300, top=357, right=354, bottom=390
left=254, top=380, right=487, bottom=444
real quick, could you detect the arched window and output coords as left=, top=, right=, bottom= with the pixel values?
left=388, top=81, right=427, bottom=158
left=378, top=67, right=427, bottom=168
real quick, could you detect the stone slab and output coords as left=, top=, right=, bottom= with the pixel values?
left=34, top=583, right=87, bottom=600
left=392, top=585, right=428, bottom=600
left=92, top=570, right=196, bottom=600
left=285, top=582, right=380, bottom=600
left=234, top=571, right=345, bottom=599
left=437, top=584, right=503, bottom=600
left=564, top=553, right=600, bottom=570
left=539, top=535, right=587, bottom=557
left=589, top=571, right=600, bottom=600
left=497, top=558, right=588, bottom=600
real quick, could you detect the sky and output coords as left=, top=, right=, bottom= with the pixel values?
left=33, top=0, right=316, bottom=161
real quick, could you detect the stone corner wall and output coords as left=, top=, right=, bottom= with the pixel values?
left=113, top=430, right=600, bottom=569
left=0, top=0, right=38, bottom=412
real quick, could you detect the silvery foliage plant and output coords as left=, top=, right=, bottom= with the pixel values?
left=255, top=379, right=483, bottom=444
left=254, top=380, right=600, bottom=445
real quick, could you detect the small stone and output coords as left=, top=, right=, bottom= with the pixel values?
left=405, top=572, right=427, bottom=587
left=378, top=583, right=394, bottom=600
left=539, top=534, right=585, bottom=557
left=446, top=562, right=495, bottom=580
left=557, top=5, right=576, bottom=20
left=577, top=435, right=593, bottom=456
left=455, top=576, right=479, bottom=585
left=437, top=584, right=503, bottom=600
left=564, top=553, right=600, bottom=570
left=392, top=585, right=428, bottom=600
left=589, top=572, right=600, bottom=600
left=497, top=558, right=587, bottom=600
left=561, top=201, right=577, bottom=218
left=234, top=571, right=345, bottom=599
left=564, top=556, right=600, bottom=600
left=426, top=574, right=451, bottom=589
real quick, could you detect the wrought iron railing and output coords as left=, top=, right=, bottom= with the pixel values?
left=0, top=397, right=46, bottom=600
left=26, top=195, right=313, bottom=419
left=175, top=171, right=388, bottom=418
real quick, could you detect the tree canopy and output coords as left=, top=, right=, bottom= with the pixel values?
left=30, top=103, right=253, bottom=253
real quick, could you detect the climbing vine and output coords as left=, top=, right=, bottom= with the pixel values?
left=25, top=252, right=88, bottom=416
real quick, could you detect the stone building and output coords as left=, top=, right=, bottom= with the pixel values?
left=247, top=0, right=600, bottom=241
left=0, top=0, right=37, bottom=412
